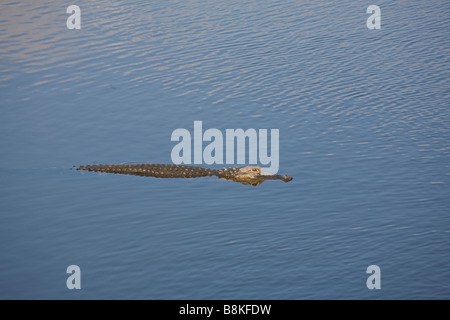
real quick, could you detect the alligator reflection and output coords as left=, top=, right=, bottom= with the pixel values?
left=76, top=164, right=293, bottom=186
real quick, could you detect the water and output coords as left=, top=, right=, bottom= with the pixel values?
left=0, top=0, right=449, bottom=299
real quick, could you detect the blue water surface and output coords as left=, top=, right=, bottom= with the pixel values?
left=0, top=0, right=449, bottom=299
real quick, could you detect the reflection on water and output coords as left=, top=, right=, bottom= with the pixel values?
left=0, top=0, right=449, bottom=299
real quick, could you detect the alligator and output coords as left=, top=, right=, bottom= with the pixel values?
left=76, top=164, right=293, bottom=186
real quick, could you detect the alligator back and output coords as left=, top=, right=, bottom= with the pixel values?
left=77, top=164, right=216, bottom=179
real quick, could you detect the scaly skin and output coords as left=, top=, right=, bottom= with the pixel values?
left=76, top=164, right=293, bottom=186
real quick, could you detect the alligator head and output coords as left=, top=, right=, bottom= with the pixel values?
left=226, top=166, right=293, bottom=186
